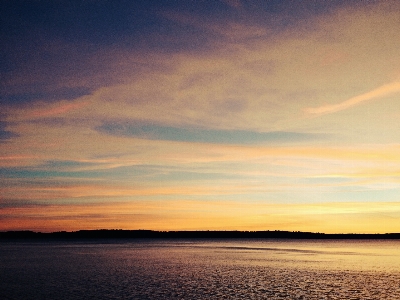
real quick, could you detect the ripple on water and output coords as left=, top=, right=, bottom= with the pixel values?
left=1, top=240, right=400, bottom=299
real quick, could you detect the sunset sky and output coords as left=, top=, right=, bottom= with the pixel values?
left=2, top=0, right=400, bottom=233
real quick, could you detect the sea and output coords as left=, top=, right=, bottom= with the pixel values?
left=1, top=239, right=400, bottom=299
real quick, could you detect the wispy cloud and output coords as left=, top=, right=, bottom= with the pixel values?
left=29, top=99, right=91, bottom=118
left=305, top=81, right=400, bottom=115
left=97, top=122, right=316, bottom=144
left=0, top=122, right=19, bottom=142
left=2, top=87, right=91, bottom=106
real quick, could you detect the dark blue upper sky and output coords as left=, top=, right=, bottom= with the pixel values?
left=2, top=0, right=370, bottom=105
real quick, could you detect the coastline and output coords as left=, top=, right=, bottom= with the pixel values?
left=1, top=229, right=400, bottom=240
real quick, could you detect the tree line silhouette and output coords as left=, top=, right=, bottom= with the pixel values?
left=1, top=229, right=400, bottom=240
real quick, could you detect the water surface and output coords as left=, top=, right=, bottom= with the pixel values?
left=1, top=239, right=399, bottom=299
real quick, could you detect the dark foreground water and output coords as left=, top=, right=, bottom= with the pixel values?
left=1, top=239, right=400, bottom=299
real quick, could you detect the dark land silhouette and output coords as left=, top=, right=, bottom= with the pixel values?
left=1, top=230, right=400, bottom=240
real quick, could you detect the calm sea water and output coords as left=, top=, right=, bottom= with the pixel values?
left=1, top=239, right=400, bottom=299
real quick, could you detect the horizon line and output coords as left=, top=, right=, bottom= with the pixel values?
left=1, top=229, right=400, bottom=236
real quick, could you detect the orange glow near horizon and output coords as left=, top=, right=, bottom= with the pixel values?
left=2, top=200, right=400, bottom=234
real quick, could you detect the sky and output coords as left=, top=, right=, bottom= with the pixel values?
left=1, top=0, right=400, bottom=233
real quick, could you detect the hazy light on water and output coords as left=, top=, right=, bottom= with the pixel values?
left=1, top=240, right=400, bottom=299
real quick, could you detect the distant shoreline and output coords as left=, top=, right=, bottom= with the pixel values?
left=1, top=230, right=400, bottom=240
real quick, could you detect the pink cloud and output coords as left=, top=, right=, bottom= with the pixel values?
left=29, top=100, right=90, bottom=118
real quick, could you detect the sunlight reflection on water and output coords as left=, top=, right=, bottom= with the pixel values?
left=1, top=239, right=400, bottom=299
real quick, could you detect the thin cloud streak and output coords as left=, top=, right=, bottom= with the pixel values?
left=305, top=81, right=400, bottom=115
left=97, top=121, right=317, bottom=144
